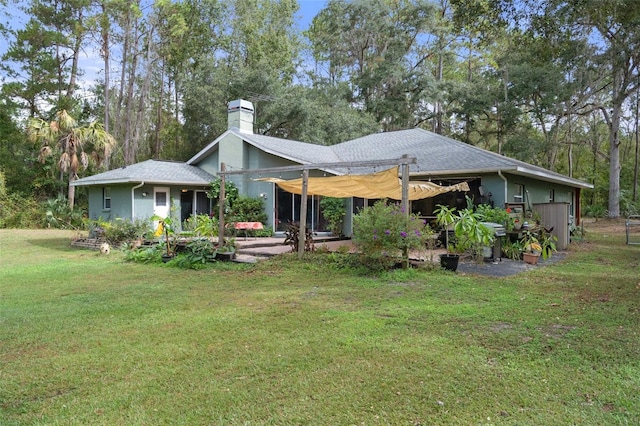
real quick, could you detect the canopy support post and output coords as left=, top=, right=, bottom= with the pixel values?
left=298, top=169, right=309, bottom=259
left=401, top=154, right=410, bottom=268
left=401, top=154, right=410, bottom=218
left=218, top=162, right=226, bottom=246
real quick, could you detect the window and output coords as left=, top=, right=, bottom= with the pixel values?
left=514, top=184, right=524, bottom=202
left=103, top=187, right=111, bottom=210
left=155, top=191, right=167, bottom=207
left=549, top=189, right=555, bottom=202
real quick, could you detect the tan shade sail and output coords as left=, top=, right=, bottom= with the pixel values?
left=254, top=167, right=469, bottom=200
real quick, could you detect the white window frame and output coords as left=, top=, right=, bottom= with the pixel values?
left=103, top=187, right=111, bottom=210
left=514, top=184, right=524, bottom=203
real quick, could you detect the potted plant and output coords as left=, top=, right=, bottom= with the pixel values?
left=521, top=230, right=541, bottom=264
left=434, top=205, right=460, bottom=271
left=435, top=205, right=496, bottom=270
left=540, top=233, right=557, bottom=260
left=453, top=208, right=495, bottom=263
left=521, top=226, right=557, bottom=263
left=215, top=238, right=236, bottom=261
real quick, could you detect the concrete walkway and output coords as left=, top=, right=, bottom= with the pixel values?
left=234, top=236, right=355, bottom=262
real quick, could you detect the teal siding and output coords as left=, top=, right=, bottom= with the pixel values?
left=503, top=174, right=575, bottom=207
left=195, top=151, right=219, bottom=176
left=88, top=184, right=208, bottom=225
left=88, top=185, right=132, bottom=220
left=88, top=187, right=108, bottom=220
left=244, top=147, right=304, bottom=230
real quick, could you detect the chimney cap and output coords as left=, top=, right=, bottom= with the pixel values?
left=228, top=99, right=254, bottom=113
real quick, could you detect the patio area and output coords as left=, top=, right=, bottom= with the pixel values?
left=234, top=235, right=567, bottom=277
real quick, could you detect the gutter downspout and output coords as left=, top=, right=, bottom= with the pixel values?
left=132, top=182, right=144, bottom=220
left=497, top=171, right=508, bottom=207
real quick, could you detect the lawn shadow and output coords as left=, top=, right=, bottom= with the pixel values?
left=456, top=252, right=568, bottom=277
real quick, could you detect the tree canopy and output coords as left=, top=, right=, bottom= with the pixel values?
left=1, top=0, right=639, bottom=217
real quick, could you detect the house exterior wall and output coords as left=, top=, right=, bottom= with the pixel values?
left=502, top=173, right=574, bottom=207
left=87, top=184, right=188, bottom=226
left=478, top=174, right=506, bottom=207
left=195, top=150, right=219, bottom=177
left=479, top=173, right=575, bottom=211
left=218, top=133, right=245, bottom=190
left=243, top=146, right=316, bottom=230
left=87, top=185, right=132, bottom=220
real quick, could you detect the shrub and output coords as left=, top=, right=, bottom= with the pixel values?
left=228, top=196, right=268, bottom=223
left=207, top=178, right=238, bottom=213
left=124, top=244, right=163, bottom=264
left=0, top=192, right=41, bottom=228
left=320, top=197, right=346, bottom=235
left=188, top=214, right=218, bottom=237
left=176, top=238, right=218, bottom=269
left=353, top=201, right=433, bottom=270
left=101, top=218, right=150, bottom=246
left=43, top=196, right=86, bottom=229
left=253, top=225, right=274, bottom=237
left=475, top=203, right=514, bottom=230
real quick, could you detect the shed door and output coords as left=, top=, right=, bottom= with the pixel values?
left=154, top=187, right=170, bottom=218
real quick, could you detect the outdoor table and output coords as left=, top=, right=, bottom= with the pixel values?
left=234, top=222, right=264, bottom=240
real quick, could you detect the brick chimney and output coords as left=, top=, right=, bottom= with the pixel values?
left=227, top=99, right=254, bottom=134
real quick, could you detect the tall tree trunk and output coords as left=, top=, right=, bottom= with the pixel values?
left=133, top=27, right=153, bottom=161
left=123, top=15, right=140, bottom=165
left=434, top=51, right=443, bottom=135
left=568, top=105, right=573, bottom=177
left=66, top=9, right=83, bottom=99
left=634, top=77, right=639, bottom=201
left=154, top=58, right=165, bottom=158
left=68, top=174, right=76, bottom=210
left=608, top=100, right=622, bottom=218
left=101, top=3, right=111, bottom=169
left=115, top=2, right=134, bottom=148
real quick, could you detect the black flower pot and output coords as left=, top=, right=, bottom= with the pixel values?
left=439, top=253, right=460, bottom=271
left=215, top=252, right=236, bottom=261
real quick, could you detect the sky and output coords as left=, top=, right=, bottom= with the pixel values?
left=298, top=0, right=327, bottom=28
left=0, top=0, right=328, bottom=94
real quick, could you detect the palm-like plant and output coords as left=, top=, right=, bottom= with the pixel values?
left=27, top=110, right=117, bottom=209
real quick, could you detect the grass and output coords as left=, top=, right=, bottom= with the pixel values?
left=1, top=224, right=639, bottom=425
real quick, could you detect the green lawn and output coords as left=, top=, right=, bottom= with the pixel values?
left=1, top=225, right=638, bottom=425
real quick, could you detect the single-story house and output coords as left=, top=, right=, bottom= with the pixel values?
left=73, top=99, right=593, bottom=246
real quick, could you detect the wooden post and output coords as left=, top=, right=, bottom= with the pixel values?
left=401, top=154, right=410, bottom=218
left=401, top=154, right=410, bottom=268
left=218, top=162, right=226, bottom=246
left=298, top=169, right=309, bottom=259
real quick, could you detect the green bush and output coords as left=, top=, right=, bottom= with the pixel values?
left=124, top=244, right=163, bottom=264
left=101, top=218, right=150, bottom=246
left=228, top=196, right=268, bottom=223
left=254, top=225, right=274, bottom=237
left=584, top=204, right=606, bottom=219
left=175, top=238, right=218, bottom=269
left=320, top=197, right=346, bottom=235
left=475, top=203, right=514, bottom=230
left=186, top=214, right=218, bottom=237
left=43, top=196, right=86, bottom=229
left=353, top=201, right=433, bottom=270
left=207, top=178, right=239, bottom=213
left=0, top=192, right=41, bottom=228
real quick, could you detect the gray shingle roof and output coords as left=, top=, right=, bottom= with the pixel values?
left=331, top=129, right=591, bottom=188
left=71, top=159, right=215, bottom=186
left=187, top=129, right=341, bottom=167
left=80, top=127, right=591, bottom=190
left=240, top=132, right=342, bottom=165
